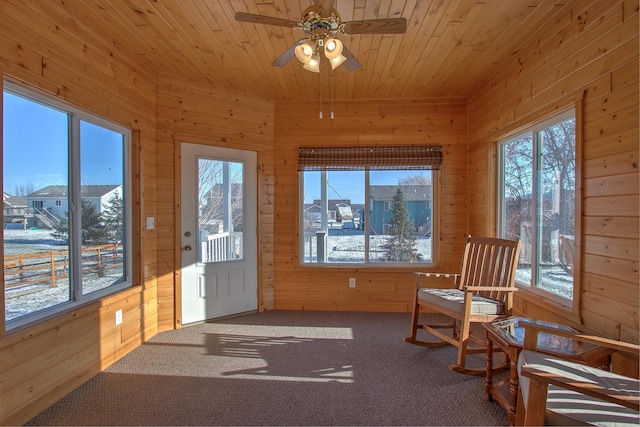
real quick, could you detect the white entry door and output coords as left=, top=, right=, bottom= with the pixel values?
left=180, top=142, right=257, bottom=325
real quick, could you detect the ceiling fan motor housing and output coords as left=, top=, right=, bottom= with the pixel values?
left=301, top=10, right=344, bottom=39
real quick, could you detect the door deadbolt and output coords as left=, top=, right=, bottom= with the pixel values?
left=184, top=245, right=192, bottom=251
left=184, top=231, right=191, bottom=237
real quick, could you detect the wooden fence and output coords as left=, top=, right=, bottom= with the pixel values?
left=4, top=244, right=123, bottom=290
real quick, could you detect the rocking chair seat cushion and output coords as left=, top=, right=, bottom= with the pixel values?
left=518, top=349, right=640, bottom=426
left=417, top=288, right=504, bottom=315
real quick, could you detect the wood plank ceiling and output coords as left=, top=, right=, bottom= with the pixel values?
left=50, top=0, right=569, bottom=101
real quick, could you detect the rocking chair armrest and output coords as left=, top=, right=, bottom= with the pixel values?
left=520, top=364, right=640, bottom=411
left=413, top=272, right=460, bottom=279
left=462, top=285, right=518, bottom=293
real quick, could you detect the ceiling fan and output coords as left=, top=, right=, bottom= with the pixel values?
left=235, top=0, right=407, bottom=73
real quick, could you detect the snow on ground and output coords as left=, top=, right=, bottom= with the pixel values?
left=303, top=228, right=432, bottom=263
left=5, top=273, right=122, bottom=321
left=4, top=228, right=122, bottom=321
left=3, top=228, right=65, bottom=254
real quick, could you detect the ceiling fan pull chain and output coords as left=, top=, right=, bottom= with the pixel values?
left=331, top=67, right=335, bottom=120
left=319, top=67, right=323, bottom=119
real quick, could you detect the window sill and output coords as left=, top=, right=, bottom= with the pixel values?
left=5, top=283, right=139, bottom=335
left=514, top=284, right=581, bottom=325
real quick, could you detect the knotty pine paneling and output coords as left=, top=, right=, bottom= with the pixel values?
left=468, top=0, right=639, bottom=349
left=273, top=98, right=469, bottom=312
left=468, top=142, right=493, bottom=237
left=0, top=1, right=158, bottom=424
left=155, top=74, right=275, bottom=328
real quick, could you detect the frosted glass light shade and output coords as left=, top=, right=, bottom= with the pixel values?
left=294, top=40, right=315, bottom=63
left=329, top=54, right=347, bottom=70
left=324, top=38, right=343, bottom=60
left=303, top=53, right=321, bottom=73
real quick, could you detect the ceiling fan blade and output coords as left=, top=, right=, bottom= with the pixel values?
left=272, top=40, right=305, bottom=67
left=341, top=45, right=362, bottom=72
left=342, top=18, right=407, bottom=35
left=234, top=12, right=299, bottom=28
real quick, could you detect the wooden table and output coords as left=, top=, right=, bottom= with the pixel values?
left=483, top=317, right=614, bottom=426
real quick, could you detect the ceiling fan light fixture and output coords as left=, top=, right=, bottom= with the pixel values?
left=329, top=54, right=347, bottom=70
left=323, top=37, right=343, bottom=59
left=236, top=5, right=408, bottom=76
left=294, top=40, right=315, bottom=63
left=303, top=53, right=321, bottom=73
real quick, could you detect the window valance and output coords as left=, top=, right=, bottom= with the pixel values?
left=297, top=145, right=442, bottom=171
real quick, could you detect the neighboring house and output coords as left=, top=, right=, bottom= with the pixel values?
left=199, top=183, right=243, bottom=233
left=336, top=205, right=353, bottom=222
left=304, top=199, right=356, bottom=229
left=2, top=193, right=29, bottom=229
left=312, top=199, right=352, bottom=223
left=303, top=204, right=322, bottom=225
left=25, top=185, right=122, bottom=229
left=369, top=185, right=432, bottom=236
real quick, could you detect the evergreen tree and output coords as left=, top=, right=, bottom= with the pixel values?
left=102, top=192, right=124, bottom=244
left=51, top=216, right=69, bottom=242
left=81, top=199, right=107, bottom=244
left=382, top=188, right=421, bottom=262
left=51, top=198, right=109, bottom=244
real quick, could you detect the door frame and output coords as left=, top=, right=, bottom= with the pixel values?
left=174, top=141, right=260, bottom=328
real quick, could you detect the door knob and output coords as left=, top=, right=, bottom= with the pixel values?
left=184, top=245, right=192, bottom=251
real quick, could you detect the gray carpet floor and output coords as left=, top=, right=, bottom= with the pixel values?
left=27, top=311, right=508, bottom=426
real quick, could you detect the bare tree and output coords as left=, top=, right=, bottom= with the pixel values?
left=198, top=159, right=244, bottom=234
left=502, top=118, right=576, bottom=263
left=10, top=182, right=36, bottom=196
left=398, top=173, right=431, bottom=185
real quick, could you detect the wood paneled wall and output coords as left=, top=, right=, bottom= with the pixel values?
left=468, top=0, right=639, bottom=343
left=0, top=2, right=159, bottom=425
left=272, top=99, right=469, bottom=311
left=155, top=74, right=275, bottom=328
left=1, top=0, right=638, bottom=424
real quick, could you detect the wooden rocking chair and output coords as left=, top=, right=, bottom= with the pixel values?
left=404, top=235, right=522, bottom=375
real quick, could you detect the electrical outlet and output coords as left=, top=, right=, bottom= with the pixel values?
left=349, top=278, right=356, bottom=288
left=146, top=216, right=155, bottom=230
left=115, top=309, right=123, bottom=326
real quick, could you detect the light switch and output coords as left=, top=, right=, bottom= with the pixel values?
left=146, top=216, right=155, bottom=230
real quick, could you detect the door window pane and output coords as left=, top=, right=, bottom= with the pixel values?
left=198, top=158, right=244, bottom=263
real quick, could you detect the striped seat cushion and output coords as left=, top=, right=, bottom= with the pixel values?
left=417, top=288, right=504, bottom=315
left=518, top=349, right=640, bottom=426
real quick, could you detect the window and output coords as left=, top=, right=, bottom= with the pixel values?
left=197, top=158, right=244, bottom=263
left=497, top=110, right=576, bottom=302
left=3, top=82, right=132, bottom=330
left=299, top=146, right=440, bottom=265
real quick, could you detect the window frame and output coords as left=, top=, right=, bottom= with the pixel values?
left=496, top=107, right=581, bottom=313
left=3, top=81, right=134, bottom=332
left=298, top=168, right=440, bottom=267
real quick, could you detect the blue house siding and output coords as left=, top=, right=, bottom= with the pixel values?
left=369, top=185, right=432, bottom=235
